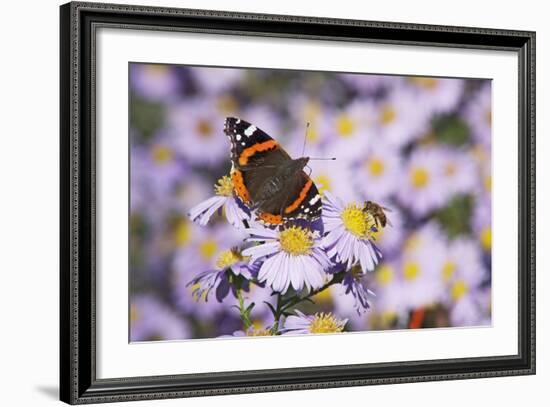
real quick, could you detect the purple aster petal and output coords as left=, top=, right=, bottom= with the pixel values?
left=188, top=195, right=226, bottom=225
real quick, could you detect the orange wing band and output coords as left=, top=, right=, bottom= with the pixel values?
left=239, top=140, right=278, bottom=166
left=258, top=212, right=283, bottom=225
left=231, top=170, right=250, bottom=203
left=284, top=179, right=313, bottom=214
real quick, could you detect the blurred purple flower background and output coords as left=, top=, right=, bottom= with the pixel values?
left=129, top=63, right=492, bottom=341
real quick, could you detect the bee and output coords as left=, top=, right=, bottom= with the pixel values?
left=362, top=201, right=391, bottom=231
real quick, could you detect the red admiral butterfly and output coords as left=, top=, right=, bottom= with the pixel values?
left=224, top=117, right=322, bottom=225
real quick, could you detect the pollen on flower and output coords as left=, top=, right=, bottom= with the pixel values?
left=245, top=327, right=273, bottom=336
left=376, top=264, right=395, bottom=286
left=410, top=167, right=430, bottom=188
left=442, top=261, right=457, bottom=282
left=309, top=313, right=346, bottom=334
left=403, top=261, right=420, bottom=281
left=314, top=174, right=331, bottom=194
left=196, top=119, right=213, bottom=137
left=341, top=204, right=376, bottom=239
left=215, top=248, right=243, bottom=269
left=480, top=227, right=492, bottom=251
left=408, top=77, right=439, bottom=90
left=199, top=239, right=218, bottom=260
left=174, top=219, right=191, bottom=246
left=367, top=157, right=385, bottom=177
left=279, top=226, right=314, bottom=256
left=151, top=145, right=173, bottom=164
left=379, top=105, right=396, bottom=125
left=214, top=175, right=234, bottom=197
left=336, top=114, right=355, bottom=137
left=451, top=280, right=469, bottom=300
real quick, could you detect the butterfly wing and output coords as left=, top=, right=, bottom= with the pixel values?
left=224, top=117, right=291, bottom=204
left=257, top=171, right=322, bottom=224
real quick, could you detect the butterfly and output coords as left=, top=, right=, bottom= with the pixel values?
left=224, top=117, right=322, bottom=225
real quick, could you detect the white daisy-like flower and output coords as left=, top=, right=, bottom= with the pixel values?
left=281, top=310, right=347, bottom=335
left=188, top=175, right=250, bottom=228
left=321, top=192, right=382, bottom=274
left=241, top=226, right=332, bottom=294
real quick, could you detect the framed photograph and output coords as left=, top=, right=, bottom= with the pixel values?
left=60, top=1, right=535, bottom=404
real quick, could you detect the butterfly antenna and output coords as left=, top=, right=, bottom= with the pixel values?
left=301, top=122, right=310, bottom=157
left=309, top=157, right=336, bottom=161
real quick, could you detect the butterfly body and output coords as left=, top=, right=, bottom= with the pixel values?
left=224, top=117, right=321, bottom=225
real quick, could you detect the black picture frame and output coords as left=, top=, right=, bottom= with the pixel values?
left=60, top=1, right=536, bottom=404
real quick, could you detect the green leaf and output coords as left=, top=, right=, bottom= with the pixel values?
left=435, top=194, right=473, bottom=238
left=432, top=115, right=471, bottom=146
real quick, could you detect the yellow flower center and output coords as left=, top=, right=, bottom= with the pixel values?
left=246, top=327, right=273, bottom=336
left=199, top=239, right=218, bottom=260
left=445, top=163, right=456, bottom=177
left=214, top=175, right=234, bottom=197
left=216, top=95, right=238, bottom=113
left=484, top=175, right=492, bottom=192
left=485, top=108, right=492, bottom=125
left=312, top=287, right=333, bottom=303
left=151, top=145, right=173, bottom=164
left=367, top=157, right=385, bottom=177
left=144, top=65, right=169, bottom=77
left=215, top=249, right=242, bottom=269
left=376, top=264, right=395, bottom=286
left=196, top=119, right=213, bottom=137
left=451, top=280, right=469, bottom=300
left=341, top=204, right=376, bottom=239
left=175, top=220, right=191, bottom=246
left=379, top=105, right=397, bottom=125
left=307, top=126, right=319, bottom=142
left=404, top=234, right=421, bottom=253
left=336, top=114, right=355, bottom=137
left=279, top=226, right=314, bottom=256
left=309, top=313, right=346, bottom=334
left=410, top=167, right=430, bottom=189
left=314, top=174, right=331, bottom=194
left=403, top=261, right=420, bottom=281
left=130, top=304, right=139, bottom=323
left=480, top=227, right=492, bottom=251
left=408, top=77, right=439, bottom=90
left=442, top=261, right=456, bottom=282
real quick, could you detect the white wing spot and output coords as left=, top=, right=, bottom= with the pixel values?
left=309, top=194, right=321, bottom=206
left=236, top=119, right=241, bottom=124
left=304, top=208, right=310, bottom=213
left=244, top=125, right=257, bottom=137
left=236, top=134, right=242, bottom=141
left=241, top=142, right=246, bottom=146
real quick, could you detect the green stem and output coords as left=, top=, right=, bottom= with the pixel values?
left=236, top=289, right=252, bottom=331
left=270, top=293, right=283, bottom=334
left=280, top=271, right=345, bottom=314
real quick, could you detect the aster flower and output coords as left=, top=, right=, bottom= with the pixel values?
left=398, top=223, right=447, bottom=309
left=341, top=266, right=376, bottom=313
left=242, top=226, right=332, bottom=294
left=188, top=175, right=250, bottom=228
left=404, top=76, right=464, bottom=115
left=130, top=63, right=181, bottom=102
left=321, top=192, right=382, bottom=274
left=397, top=146, right=452, bottom=216
left=187, top=247, right=258, bottom=303
left=130, top=294, right=190, bottom=342
left=353, top=140, right=403, bottom=202
left=369, top=88, right=431, bottom=148
left=339, top=73, right=395, bottom=95
left=166, top=98, right=228, bottom=167
left=463, top=82, right=492, bottom=149
left=190, top=66, right=244, bottom=95
left=226, top=326, right=275, bottom=337
left=281, top=311, right=347, bottom=335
